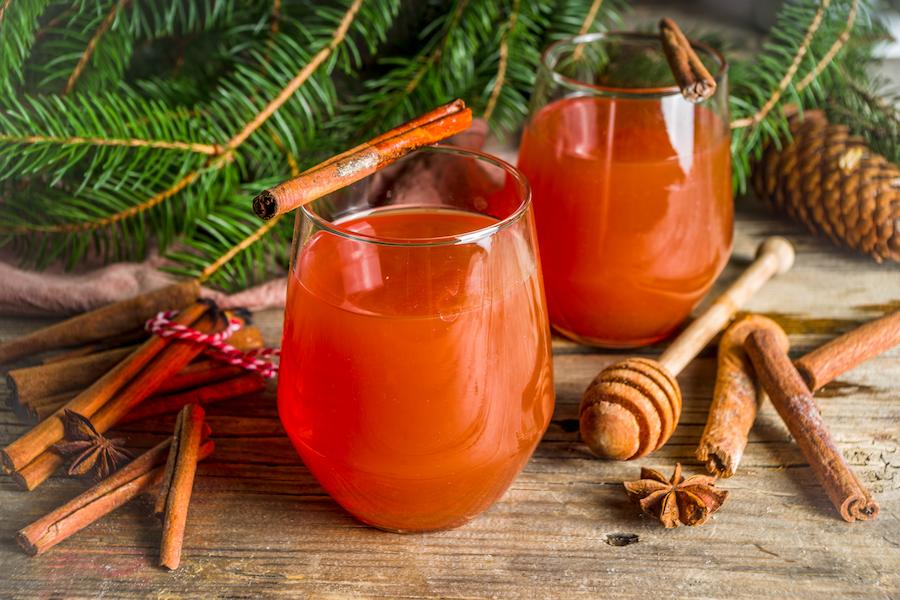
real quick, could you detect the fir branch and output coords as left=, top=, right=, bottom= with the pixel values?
left=730, top=0, right=831, bottom=129
left=0, top=0, right=380, bottom=277
left=223, top=0, right=365, bottom=152
left=482, top=0, right=520, bottom=121
left=164, top=177, right=292, bottom=289
left=28, top=0, right=262, bottom=95
left=0, top=87, right=214, bottom=185
left=0, top=163, right=235, bottom=267
left=195, top=213, right=285, bottom=285
left=577, top=0, right=603, bottom=35
left=28, top=4, right=135, bottom=94
left=342, top=0, right=502, bottom=134
left=406, top=0, right=471, bottom=97
left=0, top=0, right=50, bottom=96
left=474, top=0, right=550, bottom=133
left=181, top=134, right=298, bottom=288
left=0, top=90, right=214, bottom=186
left=375, top=0, right=473, bottom=126
left=126, top=0, right=244, bottom=40
left=1, top=162, right=215, bottom=234
left=65, top=0, right=130, bottom=94
left=0, top=133, right=220, bottom=155
left=544, top=0, right=623, bottom=42
left=728, top=0, right=873, bottom=193
left=796, top=0, right=858, bottom=92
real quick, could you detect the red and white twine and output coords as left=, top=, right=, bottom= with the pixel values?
left=145, top=310, right=279, bottom=378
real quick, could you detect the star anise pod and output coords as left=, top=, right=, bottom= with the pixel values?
left=624, top=463, right=728, bottom=528
left=53, top=410, right=132, bottom=481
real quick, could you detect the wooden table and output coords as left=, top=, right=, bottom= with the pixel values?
left=0, top=202, right=897, bottom=599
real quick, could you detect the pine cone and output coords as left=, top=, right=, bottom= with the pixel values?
left=752, top=110, right=900, bottom=263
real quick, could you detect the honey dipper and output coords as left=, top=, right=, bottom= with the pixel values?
left=579, top=237, right=795, bottom=461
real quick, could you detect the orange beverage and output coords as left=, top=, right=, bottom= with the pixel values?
left=278, top=147, right=554, bottom=532
left=519, top=32, right=732, bottom=347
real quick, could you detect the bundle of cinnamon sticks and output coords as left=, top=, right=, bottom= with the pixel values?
left=18, top=404, right=214, bottom=568
left=697, top=309, right=899, bottom=522
left=0, top=281, right=275, bottom=569
left=0, top=287, right=268, bottom=491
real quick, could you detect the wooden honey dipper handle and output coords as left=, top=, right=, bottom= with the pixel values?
left=580, top=237, right=794, bottom=461
left=658, top=236, right=795, bottom=376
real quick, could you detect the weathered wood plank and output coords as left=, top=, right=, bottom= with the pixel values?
left=0, top=203, right=897, bottom=599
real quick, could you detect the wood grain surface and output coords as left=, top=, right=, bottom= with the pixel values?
left=0, top=203, right=898, bottom=599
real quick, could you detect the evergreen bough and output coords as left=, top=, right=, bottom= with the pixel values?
left=0, top=0, right=893, bottom=290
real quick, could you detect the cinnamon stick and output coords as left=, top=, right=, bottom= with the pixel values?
left=1, top=302, right=210, bottom=478
left=795, top=309, right=900, bottom=391
left=8, top=325, right=264, bottom=421
left=157, top=405, right=206, bottom=570
left=119, top=373, right=266, bottom=425
left=0, top=280, right=199, bottom=365
left=311, top=99, right=467, bottom=173
left=17, top=437, right=214, bottom=556
left=659, top=18, right=717, bottom=102
left=155, top=360, right=247, bottom=394
left=7, top=346, right=134, bottom=411
left=697, top=315, right=789, bottom=478
left=252, top=100, right=472, bottom=220
left=40, top=328, right=148, bottom=364
left=745, top=329, right=879, bottom=522
left=17, top=363, right=251, bottom=424
left=16, top=392, right=75, bottom=423
left=10, top=309, right=232, bottom=491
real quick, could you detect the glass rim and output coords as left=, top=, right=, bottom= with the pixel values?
left=542, top=30, right=728, bottom=99
left=299, top=144, right=532, bottom=248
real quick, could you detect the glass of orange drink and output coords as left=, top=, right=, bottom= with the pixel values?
left=278, top=145, right=554, bottom=532
left=518, top=32, right=732, bottom=348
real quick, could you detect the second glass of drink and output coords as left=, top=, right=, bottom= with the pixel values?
left=518, top=32, right=733, bottom=348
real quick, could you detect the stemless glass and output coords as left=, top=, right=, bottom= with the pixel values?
left=518, top=32, right=733, bottom=348
left=278, top=145, right=555, bottom=532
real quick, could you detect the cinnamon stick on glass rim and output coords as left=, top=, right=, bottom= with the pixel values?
left=659, top=18, right=717, bottom=102
left=252, top=99, right=472, bottom=220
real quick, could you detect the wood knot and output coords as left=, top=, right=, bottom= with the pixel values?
left=605, top=533, right=639, bottom=546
